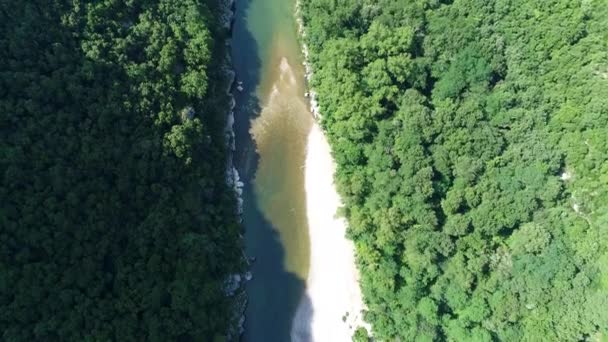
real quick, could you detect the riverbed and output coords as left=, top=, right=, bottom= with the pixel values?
left=231, top=0, right=366, bottom=340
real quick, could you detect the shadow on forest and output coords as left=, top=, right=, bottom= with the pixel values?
left=230, top=0, right=311, bottom=340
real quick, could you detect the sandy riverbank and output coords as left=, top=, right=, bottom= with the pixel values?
left=291, top=123, right=369, bottom=341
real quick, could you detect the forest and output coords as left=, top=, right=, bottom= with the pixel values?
left=0, top=0, right=243, bottom=340
left=301, top=0, right=608, bottom=340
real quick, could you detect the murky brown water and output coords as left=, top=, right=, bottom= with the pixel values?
left=231, top=0, right=313, bottom=339
left=251, top=38, right=312, bottom=278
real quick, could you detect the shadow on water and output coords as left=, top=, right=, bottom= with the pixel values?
left=230, top=0, right=312, bottom=340
left=290, top=293, right=314, bottom=342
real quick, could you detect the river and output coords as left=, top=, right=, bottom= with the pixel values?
left=231, top=0, right=312, bottom=340
left=231, top=0, right=367, bottom=340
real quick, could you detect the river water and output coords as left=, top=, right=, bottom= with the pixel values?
left=231, top=0, right=313, bottom=340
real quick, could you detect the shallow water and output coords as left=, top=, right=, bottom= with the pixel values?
left=231, top=0, right=313, bottom=340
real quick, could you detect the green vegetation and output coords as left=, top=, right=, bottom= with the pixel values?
left=1, top=0, right=243, bottom=340
left=301, top=0, right=608, bottom=340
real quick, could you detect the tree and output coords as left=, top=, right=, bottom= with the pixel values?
left=301, top=0, right=608, bottom=339
left=0, top=0, right=244, bottom=340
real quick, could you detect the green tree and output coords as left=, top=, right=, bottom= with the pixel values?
left=301, top=0, right=608, bottom=339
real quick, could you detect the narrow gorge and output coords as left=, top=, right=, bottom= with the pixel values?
left=230, top=0, right=366, bottom=340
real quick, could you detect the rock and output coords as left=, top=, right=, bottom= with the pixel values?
left=224, top=274, right=241, bottom=296
left=237, top=197, right=244, bottom=214
left=238, top=315, right=246, bottom=334
left=219, top=0, right=235, bottom=29
left=220, top=1, right=248, bottom=340
left=181, top=106, right=195, bottom=121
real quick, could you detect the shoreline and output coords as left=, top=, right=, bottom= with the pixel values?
left=292, top=3, right=370, bottom=340
left=292, top=0, right=371, bottom=342
left=291, top=123, right=369, bottom=341
left=219, top=0, right=250, bottom=339
left=295, top=1, right=321, bottom=119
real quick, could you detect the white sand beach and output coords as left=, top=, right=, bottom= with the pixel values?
left=291, top=123, right=369, bottom=341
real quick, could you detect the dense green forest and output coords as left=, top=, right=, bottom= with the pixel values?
left=1, top=0, right=243, bottom=340
left=301, top=0, right=608, bottom=340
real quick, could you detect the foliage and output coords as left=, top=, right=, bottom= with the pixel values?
left=301, top=0, right=608, bottom=340
left=0, top=0, right=242, bottom=340
left=353, top=327, right=370, bottom=342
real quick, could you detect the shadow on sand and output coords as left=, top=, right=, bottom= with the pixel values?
left=230, top=0, right=312, bottom=340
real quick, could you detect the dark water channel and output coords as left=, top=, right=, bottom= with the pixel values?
left=230, top=0, right=313, bottom=340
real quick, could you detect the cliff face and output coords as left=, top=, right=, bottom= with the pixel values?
left=219, top=0, right=251, bottom=339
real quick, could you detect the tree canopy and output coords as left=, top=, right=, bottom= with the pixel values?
left=301, top=0, right=608, bottom=340
left=1, top=0, right=243, bottom=340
